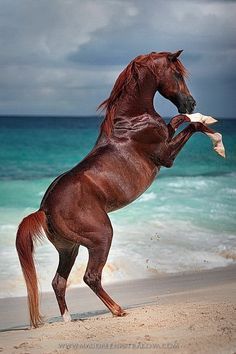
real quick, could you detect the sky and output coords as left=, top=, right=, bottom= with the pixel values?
left=0, top=0, right=235, bottom=117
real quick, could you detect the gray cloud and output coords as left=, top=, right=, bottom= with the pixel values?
left=0, top=0, right=235, bottom=116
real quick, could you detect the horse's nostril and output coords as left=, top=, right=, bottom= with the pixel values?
left=189, top=98, right=196, bottom=110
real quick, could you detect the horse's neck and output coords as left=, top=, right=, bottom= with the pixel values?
left=116, top=95, right=156, bottom=117
left=116, top=79, right=157, bottom=117
left=114, top=94, right=164, bottom=135
left=97, top=71, right=165, bottom=144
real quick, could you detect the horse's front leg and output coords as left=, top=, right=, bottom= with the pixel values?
left=168, top=122, right=225, bottom=164
left=167, top=114, right=191, bottom=139
left=168, top=113, right=218, bottom=140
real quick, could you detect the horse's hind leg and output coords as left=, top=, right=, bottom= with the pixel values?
left=52, top=244, right=79, bottom=322
left=83, top=224, right=126, bottom=317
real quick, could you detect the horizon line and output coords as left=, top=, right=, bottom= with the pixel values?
left=0, top=114, right=235, bottom=119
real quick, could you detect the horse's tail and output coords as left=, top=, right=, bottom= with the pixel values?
left=15, top=210, right=47, bottom=328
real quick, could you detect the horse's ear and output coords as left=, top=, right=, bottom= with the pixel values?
left=168, top=50, right=183, bottom=62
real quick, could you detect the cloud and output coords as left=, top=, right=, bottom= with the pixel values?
left=69, top=0, right=236, bottom=64
left=0, top=0, right=235, bottom=116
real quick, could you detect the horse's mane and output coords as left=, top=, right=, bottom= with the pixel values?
left=98, top=52, right=188, bottom=137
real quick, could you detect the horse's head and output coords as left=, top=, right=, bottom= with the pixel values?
left=153, top=50, right=196, bottom=114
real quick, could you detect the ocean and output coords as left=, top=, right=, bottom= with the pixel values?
left=0, top=116, right=235, bottom=298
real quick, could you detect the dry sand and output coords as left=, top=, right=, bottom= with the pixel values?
left=0, top=265, right=235, bottom=354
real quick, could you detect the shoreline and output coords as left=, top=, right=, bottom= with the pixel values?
left=0, top=264, right=236, bottom=353
left=0, top=263, right=236, bottom=332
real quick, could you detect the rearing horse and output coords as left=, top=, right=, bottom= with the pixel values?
left=16, top=50, right=225, bottom=327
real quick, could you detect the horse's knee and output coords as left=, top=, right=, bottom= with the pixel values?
left=170, top=114, right=191, bottom=129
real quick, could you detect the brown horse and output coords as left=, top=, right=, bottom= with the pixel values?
left=16, top=50, right=225, bottom=328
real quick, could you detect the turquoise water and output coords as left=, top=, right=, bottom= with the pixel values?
left=0, top=116, right=236, bottom=298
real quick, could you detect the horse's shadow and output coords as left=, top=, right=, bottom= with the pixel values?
left=47, top=309, right=110, bottom=324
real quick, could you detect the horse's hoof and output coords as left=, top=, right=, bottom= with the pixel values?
left=113, top=310, right=128, bottom=317
left=203, top=116, right=218, bottom=125
left=213, top=133, right=226, bottom=158
left=63, top=310, right=72, bottom=323
left=207, top=132, right=226, bottom=158
left=214, top=145, right=226, bottom=158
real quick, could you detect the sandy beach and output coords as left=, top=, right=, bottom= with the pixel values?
left=0, top=265, right=235, bottom=354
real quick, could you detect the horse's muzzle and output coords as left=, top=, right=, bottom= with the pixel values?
left=177, top=95, right=196, bottom=114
